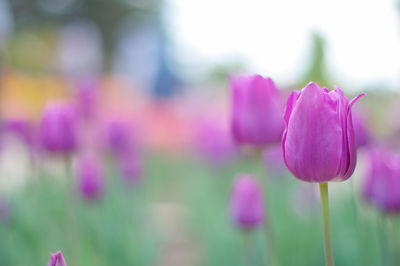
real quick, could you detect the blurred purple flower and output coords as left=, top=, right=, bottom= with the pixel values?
left=194, top=119, right=237, bottom=165
left=105, top=119, right=134, bottom=157
left=77, top=154, right=104, bottom=201
left=230, top=74, right=284, bottom=147
left=282, top=82, right=364, bottom=182
left=2, top=118, right=36, bottom=148
left=363, top=148, right=400, bottom=213
left=352, top=111, right=370, bottom=148
left=74, top=77, right=99, bottom=120
left=47, top=250, right=67, bottom=266
left=39, top=103, right=78, bottom=154
left=229, top=174, right=264, bottom=230
left=118, top=152, right=143, bottom=186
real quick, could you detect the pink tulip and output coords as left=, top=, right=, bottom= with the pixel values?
left=39, top=103, right=78, bottom=154
left=282, top=82, right=364, bottom=182
left=77, top=154, right=104, bottom=201
left=229, top=174, right=264, bottom=229
left=363, top=148, right=400, bottom=213
left=74, top=77, right=99, bottom=120
left=230, top=74, right=284, bottom=147
left=105, top=119, right=134, bottom=157
left=47, top=250, right=67, bottom=266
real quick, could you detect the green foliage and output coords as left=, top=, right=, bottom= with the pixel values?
left=0, top=162, right=160, bottom=266
left=301, top=32, right=330, bottom=87
left=0, top=153, right=394, bottom=265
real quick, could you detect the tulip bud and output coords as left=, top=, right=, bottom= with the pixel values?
left=229, top=174, right=264, bottom=230
left=39, top=103, right=78, bottom=154
left=47, top=250, right=67, bottom=266
left=282, top=82, right=364, bottom=182
left=362, top=148, right=400, bottom=213
left=74, top=77, right=99, bottom=120
left=230, top=74, right=284, bottom=147
left=105, top=119, right=133, bottom=157
left=77, top=154, right=104, bottom=201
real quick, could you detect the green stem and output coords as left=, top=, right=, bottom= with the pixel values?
left=243, top=230, right=251, bottom=266
left=378, top=214, right=390, bottom=266
left=319, top=183, right=335, bottom=266
left=258, top=152, right=278, bottom=266
left=64, top=154, right=72, bottom=180
left=64, top=154, right=80, bottom=263
left=265, top=221, right=277, bottom=266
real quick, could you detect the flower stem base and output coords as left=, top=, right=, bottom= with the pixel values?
left=319, top=182, right=335, bottom=266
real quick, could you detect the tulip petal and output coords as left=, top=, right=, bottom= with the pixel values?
left=283, top=90, right=300, bottom=127
left=48, top=250, right=67, bottom=266
left=333, top=87, right=350, bottom=179
left=342, top=93, right=366, bottom=179
left=282, top=90, right=300, bottom=171
left=349, top=93, right=366, bottom=109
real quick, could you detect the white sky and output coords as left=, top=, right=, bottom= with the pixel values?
left=165, top=0, right=400, bottom=90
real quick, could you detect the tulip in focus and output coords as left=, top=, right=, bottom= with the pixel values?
left=230, top=74, right=284, bottom=147
left=282, top=82, right=365, bottom=182
left=282, top=82, right=365, bottom=266
left=39, top=103, right=78, bottom=154
left=77, top=154, right=104, bottom=201
left=363, top=148, right=400, bottom=213
left=47, top=250, right=67, bottom=266
left=229, top=174, right=264, bottom=230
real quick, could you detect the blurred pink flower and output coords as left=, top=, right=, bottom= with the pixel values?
left=74, top=77, right=99, bottom=120
left=77, top=154, right=104, bottom=201
left=105, top=118, right=135, bottom=158
left=363, top=148, right=400, bottom=213
left=230, top=74, right=284, bottom=147
left=229, top=174, right=264, bottom=230
left=39, top=103, right=78, bottom=154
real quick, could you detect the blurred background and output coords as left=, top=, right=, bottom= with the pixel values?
left=0, top=0, right=400, bottom=265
